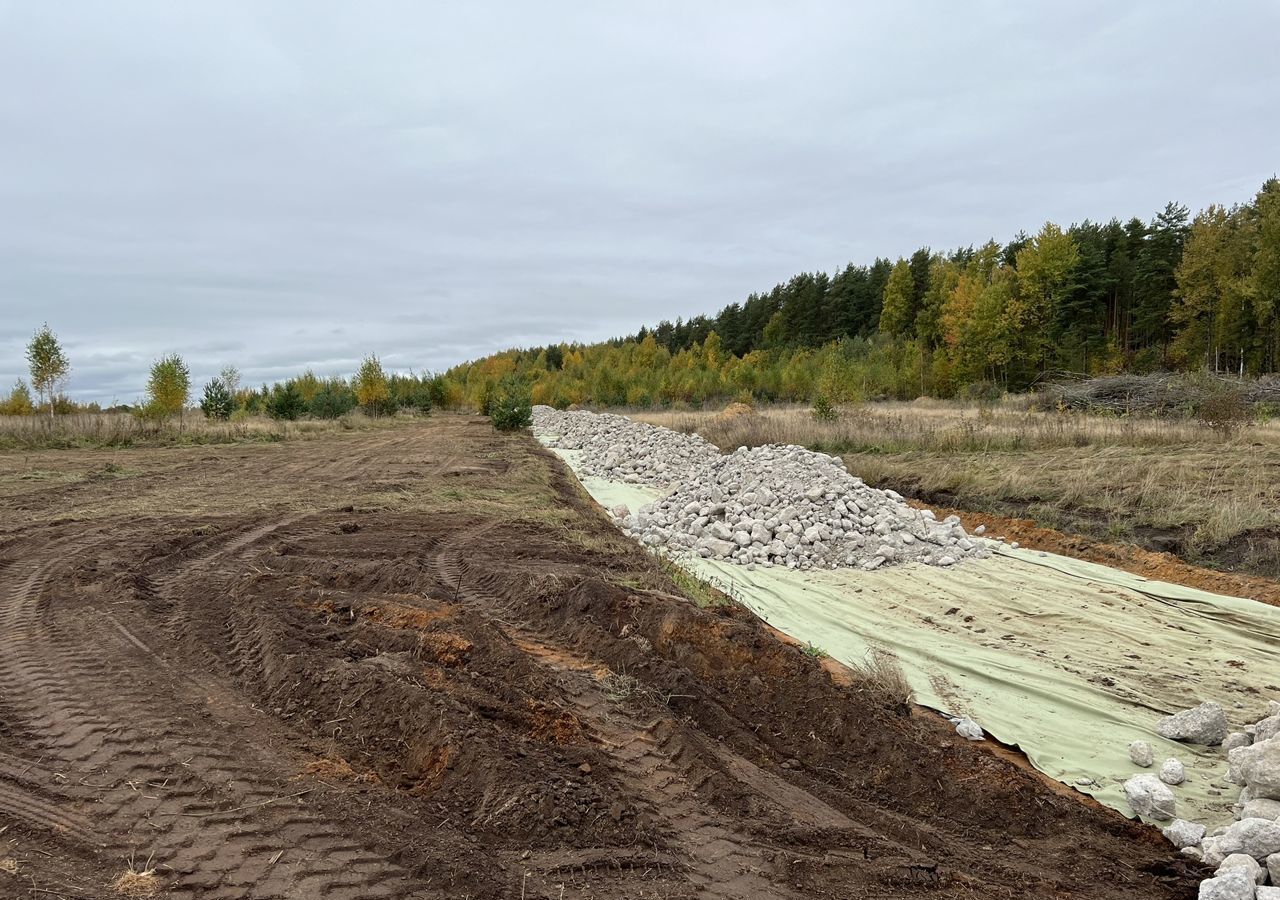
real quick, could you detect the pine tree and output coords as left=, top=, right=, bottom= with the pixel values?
left=1250, top=178, right=1280, bottom=372
left=266, top=381, right=306, bottom=421
left=1134, top=202, right=1190, bottom=361
left=200, top=377, right=235, bottom=420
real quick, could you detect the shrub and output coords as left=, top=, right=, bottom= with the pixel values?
left=490, top=377, right=532, bottom=431
left=855, top=647, right=913, bottom=707
left=1195, top=384, right=1252, bottom=436
left=477, top=380, right=498, bottom=416
left=310, top=381, right=356, bottom=419
left=0, top=380, right=34, bottom=416
left=810, top=395, right=838, bottom=422
left=957, top=380, right=1003, bottom=403
left=266, top=382, right=306, bottom=421
left=199, top=378, right=235, bottom=420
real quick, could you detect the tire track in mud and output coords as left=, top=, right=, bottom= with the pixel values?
left=433, top=525, right=809, bottom=899
left=0, top=523, right=433, bottom=898
left=433, top=525, right=968, bottom=899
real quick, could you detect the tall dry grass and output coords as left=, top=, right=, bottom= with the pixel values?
left=0, top=411, right=386, bottom=451
left=853, top=646, right=914, bottom=707
left=631, top=399, right=1263, bottom=454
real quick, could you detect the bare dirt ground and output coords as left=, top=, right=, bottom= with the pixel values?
left=1, top=415, right=1202, bottom=898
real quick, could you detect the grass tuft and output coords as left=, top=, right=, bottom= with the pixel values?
left=602, top=671, right=642, bottom=703
left=853, top=647, right=914, bottom=706
left=113, top=860, right=161, bottom=897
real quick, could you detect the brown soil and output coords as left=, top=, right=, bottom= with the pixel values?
left=0, top=415, right=1202, bottom=898
left=917, top=503, right=1280, bottom=608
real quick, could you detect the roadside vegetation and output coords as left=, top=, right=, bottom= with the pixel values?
left=0, top=410, right=402, bottom=451
left=635, top=397, right=1280, bottom=579
left=1, top=324, right=455, bottom=450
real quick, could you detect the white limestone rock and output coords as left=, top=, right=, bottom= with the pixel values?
left=1217, top=854, right=1265, bottom=885
left=1164, top=818, right=1207, bottom=849
left=1235, top=739, right=1280, bottom=800
left=1129, top=740, right=1155, bottom=767
left=1197, top=870, right=1257, bottom=900
left=1157, top=701, right=1230, bottom=746
left=1211, top=818, right=1280, bottom=861
left=1266, top=853, right=1280, bottom=889
left=1226, top=732, right=1255, bottom=753
left=1123, top=774, right=1177, bottom=821
left=1241, top=799, right=1280, bottom=821
left=1161, top=757, right=1187, bottom=785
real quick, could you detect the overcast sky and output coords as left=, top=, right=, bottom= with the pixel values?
left=2, top=2, right=1277, bottom=404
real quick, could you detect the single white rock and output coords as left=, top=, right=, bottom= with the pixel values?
left=1256, top=715, right=1280, bottom=743
left=1218, top=853, right=1265, bottom=885
left=1157, top=701, right=1230, bottom=746
left=1235, top=739, right=1280, bottom=799
left=707, top=521, right=733, bottom=542
left=1225, top=732, right=1255, bottom=752
left=1197, top=870, right=1257, bottom=900
left=1241, top=798, right=1280, bottom=820
left=1129, top=740, right=1155, bottom=767
left=1160, top=757, right=1187, bottom=785
left=1219, top=817, right=1280, bottom=860
left=1164, top=818, right=1207, bottom=849
left=1123, top=774, right=1177, bottom=820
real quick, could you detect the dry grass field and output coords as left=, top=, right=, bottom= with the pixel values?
left=0, top=410, right=399, bottom=451
left=633, top=401, right=1280, bottom=580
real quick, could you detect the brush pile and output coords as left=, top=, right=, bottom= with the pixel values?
left=1034, top=372, right=1280, bottom=418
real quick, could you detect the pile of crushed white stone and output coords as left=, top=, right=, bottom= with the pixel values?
left=533, top=406, right=993, bottom=571
left=1125, top=700, right=1280, bottom=899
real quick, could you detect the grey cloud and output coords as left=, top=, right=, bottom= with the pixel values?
left=1, top=1, right=1278, bottom=403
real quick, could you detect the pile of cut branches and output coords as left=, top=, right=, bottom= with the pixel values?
left=1032, top=372, right=1280, bottom=419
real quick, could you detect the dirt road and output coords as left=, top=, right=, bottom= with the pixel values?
left=1, top=416, right=1200, bottom=898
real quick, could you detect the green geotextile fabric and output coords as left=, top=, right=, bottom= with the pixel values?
left=545, top=445, right=1280, bottom=826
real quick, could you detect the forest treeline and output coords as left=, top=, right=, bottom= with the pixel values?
left=447, top=177, right=1280, bottom=408
left=6, top=178, right=1278, bottom=421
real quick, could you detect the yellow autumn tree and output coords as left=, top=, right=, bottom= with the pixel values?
left=354, top=354, right=391, bottom=415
